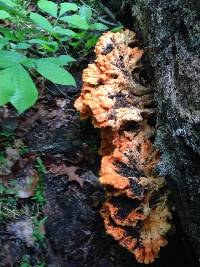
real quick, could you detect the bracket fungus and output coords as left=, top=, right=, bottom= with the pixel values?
left=75, top=30, right=171, bottom=264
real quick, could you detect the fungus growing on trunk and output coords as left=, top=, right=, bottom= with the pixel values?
left=75, top=30, right=171, bottom=264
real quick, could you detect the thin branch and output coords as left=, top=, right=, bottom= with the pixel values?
left=98, top=17, right=118, bottom=26
left=98, top=2, right=116, bottom=22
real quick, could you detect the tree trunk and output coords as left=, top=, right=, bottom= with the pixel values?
left=103, top=0, right=200, bottom=261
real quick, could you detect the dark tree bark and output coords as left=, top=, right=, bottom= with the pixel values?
left=103, top=0, right=200, bottom=261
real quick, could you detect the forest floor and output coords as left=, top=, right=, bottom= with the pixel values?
left=0, top=1, right=198, bottom=267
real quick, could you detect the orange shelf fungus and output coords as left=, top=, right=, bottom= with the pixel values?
left=75, top=30, right=171, bottom=264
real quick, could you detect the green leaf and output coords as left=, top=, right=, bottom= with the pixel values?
left=72, top=31, right=86, bottom=39
left=0, top=27, right=17, bottom=41
left=0, top=64, right=38, bottom=113
left=59, top=3, right=78, bottom=17
left=61, top=14, right=89, bottom=30
left=69, top=41, right=79, bottom=47
left=35, top=57, right=58, bottom=65
left=53, top=26, right=75, bottom=36
left=30, top=12, right=53, bottom=32
left=28, top=39, right=58, bottom=51
left=38, top=0, right=57, bottom=18
left=111, top=25, right=123, bottom=32
left=28, top=38, right=49, bottom=44
left=36, top=55, right=76, bottom=66
left=90, top=23, right=108, bottom=31
left=40, top=42, right=58, bottom=52
left=14, top=28, right=38, bottom=40
left=85, top=36, right=98, bottom=49
left=0, top=10, right=11, bottom=19
left=36, top=60, right=76, bottom=86
left=0, top=37, right=8, bottom=49
left=0, top=50, right=27, bottom=68
left=0, top=0, right=16, bottom=9
left=59, top=36, right=69, bottom=42
left=15, top=29, right=26, bottom=42
left=79, top=5, right=92, bottom=23
left=22, top=58, right=37, bottom=68
left=15, top=43, right=31, bottom=49
left=58, top=55, right=76, bottom=64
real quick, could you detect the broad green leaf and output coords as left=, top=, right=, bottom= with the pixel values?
left=0, top=37, right=8, bottom=49
left=90, top=23, right=108, bottom=31
left=59, top=36, right=69, bottom=42
left=0, top=0, right=16, bottom=9
left=58, top=55, right=76, bottom=64
left=28, top=38, right=49, bottom=44
left=53, top=26, right=75, bottom=36
left=0, top=27, right=17, bottom=41
left=36, top=60, right=76, bottom=86
left=40, top=42, right=58, bottom=52
left=79, top=5, right=92, bottom=23
left=15, top=29, right=26, bottom=42
left=22, top=58, right=37, bottom=68
left=35, top=57, right=60, bottom=65
left=15, top=43, right=31, bottom=49
left=0, top=50, right=27, bottom=68
left=0, top=68, right=14, bottom=105
left=61, top=15, right=89, bottom=30
left=85, top=36, right=98, bottom=49
left=111, top=25, right=123, bottom=32
left=30, top=12, right=53, bottom=32
left=29, top=39, right=58, bottom=51
left=69, top=41, right=79, bottom=47
left=36, top=55, right=76, bottom=66
left=38, top=0, right=57, bottom=18
left=72, top=31, right=86, bottom=39
left=0, top=64, right=38, bottom=113
left=28, top=39, right=58, bottom=50
left=59, top=3, right=78, bottom=17
left=0, top=10, right=11, bottom=19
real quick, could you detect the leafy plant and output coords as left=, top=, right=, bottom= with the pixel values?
left=32, top=157, right=46, bottom=206
left=19, top=144, right=29, bottom=155
left=0, top=0, right=111, bottom=112
left=19, top=255, right=31, bottom=267
left=19, top=262, right=31, bottom=267
left=33, top=216, right=47, bottom=248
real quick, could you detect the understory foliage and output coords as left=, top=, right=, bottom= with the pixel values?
left=0, top=0, right=113, bottom=113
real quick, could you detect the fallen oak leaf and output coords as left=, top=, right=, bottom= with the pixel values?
left=48, top=163, right=85, bottom=187
left=48, top=163, right=70, bottom=175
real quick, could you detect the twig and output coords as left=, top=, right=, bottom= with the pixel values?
left=98, top=1, right=116, bottom=22
left=98, top=17, right=118, bottom=26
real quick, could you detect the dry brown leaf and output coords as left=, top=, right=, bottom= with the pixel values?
left=49, top=164, right=84, bottom=187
